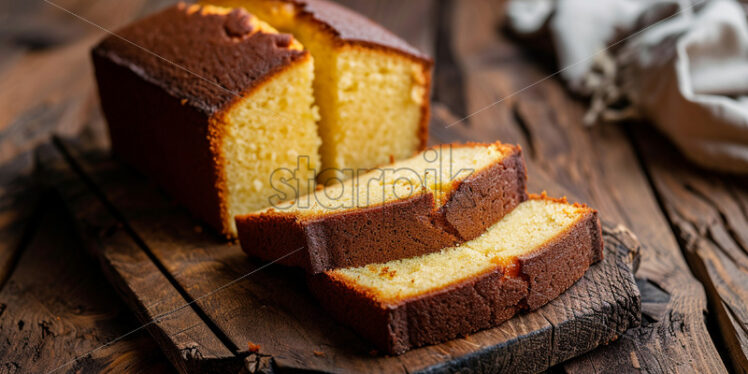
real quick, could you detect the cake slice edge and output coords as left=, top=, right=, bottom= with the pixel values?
left=235, top=141, right=528, bottom=272
left=307, top=195, right=604, bottom=354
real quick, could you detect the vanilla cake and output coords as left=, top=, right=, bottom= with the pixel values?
left=235, top=142, right=527, bottom=273
left=309, top=195, right=604, bottom=354
left=92, top=3, right=321, bottom=236
left=206, top=0, right=432, bottom=181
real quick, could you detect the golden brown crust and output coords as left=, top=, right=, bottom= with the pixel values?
left=275, top=0, right=432, bottom=63
left=416, top=64, right=432, bottom=152
left=93, top=3, right=308, bottom=115
left=236, top=142, right=528, bottom=272
left=93, top=52, right=226, bottom=232
left=307, top=201, right=605, bottom=354
left=209, top=116, right=231, bottom=236
left=92, top=3, right=311, bottom=236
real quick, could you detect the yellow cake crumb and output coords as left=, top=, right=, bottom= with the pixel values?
left=332, top=199, right=590, bottom=303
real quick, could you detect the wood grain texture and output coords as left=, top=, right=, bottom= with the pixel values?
left=0, top=193, right=173, bottom=374
left=425, top=0, right=727, bottom=372
left=633, top=126, right=748, bottom=374
left=0, top=0, right=178, bottom=312
left=0, top=151, right=39, bottom=289
left=42, top=143, right=239, bottom=374
left=53, top=136, right=640, bottom=373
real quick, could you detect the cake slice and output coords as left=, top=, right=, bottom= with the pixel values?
left=309, top=195, right=604, bottom=354
left=92, top=3, right=321, bottom=236
left=235, top=142, right=527, bottom=273
left=205, top=0, right=432, bottom=181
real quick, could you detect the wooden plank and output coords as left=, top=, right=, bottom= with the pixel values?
left=54, top=133, right=640, bottom=373
left=0, top=0, right=178, bottom=165
left=0, top=0, right=175, bottom=286
left=632, top=127, right=748, bottom=374
left=41, top=143, right=239, bottom=374
left=0, top=1, right=180, bottom=362
left=0, top=150, right=40, bottom=289
left=429, top=0, right=727, bottom=372
left=0, top=192, right=173, bottom=373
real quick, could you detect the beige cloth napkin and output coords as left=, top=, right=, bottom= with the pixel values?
left=507, top=0, right=748, bottom=173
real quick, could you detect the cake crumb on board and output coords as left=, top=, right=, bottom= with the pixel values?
left=248, top=341, right=261, bottom=353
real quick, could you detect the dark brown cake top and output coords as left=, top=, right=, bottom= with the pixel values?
left=93, top=3, right=307, bottom=114
left=287, top=0, right=431, bottom=63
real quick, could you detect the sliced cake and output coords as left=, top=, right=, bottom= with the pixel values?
left=235, top=142, right=527, bottom=273
left=92, top=3, right=321, bottom=236
left=205, top=0, right=433, bottom=181
left=309, top=195, right=604, bottom=354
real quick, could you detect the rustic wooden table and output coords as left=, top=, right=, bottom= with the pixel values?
left=0, top=0, right=745, bottom=373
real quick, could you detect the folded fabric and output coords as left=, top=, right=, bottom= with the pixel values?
left=507, top=0, right=748, bottom=173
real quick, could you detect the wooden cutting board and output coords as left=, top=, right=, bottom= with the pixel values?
left=47, top=138, right=641, bottom=374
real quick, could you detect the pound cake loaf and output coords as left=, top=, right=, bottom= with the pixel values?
left=309, top=195, right=603, bottom=354
left=92, top=3, right=321, bottom=236
left=206, top=0, right=433, bottom=181
left=236, top=142, right=527, bottom=273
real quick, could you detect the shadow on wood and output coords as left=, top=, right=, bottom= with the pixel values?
left=0, top=191, right=173, bottom=373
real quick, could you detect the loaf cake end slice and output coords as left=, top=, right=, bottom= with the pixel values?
left=92, top=3, right=321, bottom=237
left=308, top=195, right=604, bottom=354
left=236, top=141, right=527, bottom=273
